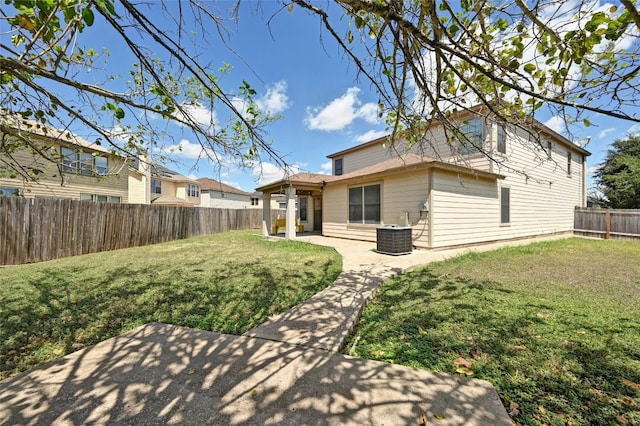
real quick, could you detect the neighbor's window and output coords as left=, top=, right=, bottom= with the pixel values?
left=0, top=186, right=20, bottom=197
left=80, top=193, right=122, bottom=203
left=546, top=140, right=553, bottom=159
left=334, top=158, right=343, bottom=176
left=251, top=197, right=259, bottom=206
left=299, top=197, right=308, bottom=221
left=567, top=152, right=572, bottom=176
left=349, top=184, right=381, bottom=224
left=61, top=147, right=77, bottom=173
left=497, top=123, right=506, bottom=154
left=187, top=184, right=200, bottom=197
left=60, top=147, right=108, bottom=176
left=500, top=187, right=510, bottom=225
left=458, top=118, right=484, bottom=155
left=151, top=179, right=162, bottom=194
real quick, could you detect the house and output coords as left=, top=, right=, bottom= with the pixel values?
left=256, top=105, right=590, bottom=248
left=0, top=119, right=128, bottom=202
left=128, top=162, right=200, bottom=206
left=197, top=177, right=253, bottom=208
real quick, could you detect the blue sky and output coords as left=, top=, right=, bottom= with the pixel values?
left=11, top=1, right=639, bottom=192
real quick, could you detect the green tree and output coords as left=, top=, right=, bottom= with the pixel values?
left=594, top=135, right=640, bottom=209
left=2, top=0, right=640, bottom=179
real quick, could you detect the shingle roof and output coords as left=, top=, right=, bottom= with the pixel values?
left=0, top=116, right=119, bottom=156
left=196, top=178, right=251, bottom=196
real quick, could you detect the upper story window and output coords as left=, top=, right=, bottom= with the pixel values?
left=546, top=140, right=553, bottom=159
left=61, top=147, right=109, bottom=176
left=0, top=186, right=20, bottom=197
left=187, top=184, right=200, bottom=198
left=497, top=123, right=506, bottom=154
left=251, top=197, right=259, bottom=206
left=567, top=152, right=572, bottom=176
left=348, top=184, right=381, bottom=224
left=334, top=158, right=343, bottom=176
left=151, top=179, right=162, bottom=194
left=458, top=118, right=484, bottom=155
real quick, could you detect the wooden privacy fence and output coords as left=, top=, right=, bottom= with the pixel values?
left=574, top=207, right=640, bottom=240
left=0, top=197, right=280, bottom=265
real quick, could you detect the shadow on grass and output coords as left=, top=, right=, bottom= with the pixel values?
left=0, top=255, right=339, bottom=380
left=345, top=268, right=640, bottom=426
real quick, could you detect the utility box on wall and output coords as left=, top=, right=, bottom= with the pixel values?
left=376, top=225, right=413, bottom=255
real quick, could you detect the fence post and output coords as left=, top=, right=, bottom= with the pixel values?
left=605, top=210, right=611, bottom=240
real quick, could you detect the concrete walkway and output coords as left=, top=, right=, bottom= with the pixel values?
left=0, top=234, right=566, bottom=425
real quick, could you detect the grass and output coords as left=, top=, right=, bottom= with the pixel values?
left=0, top=230, right=342, bottom=380
left=343, top=238, right=640, bottom=426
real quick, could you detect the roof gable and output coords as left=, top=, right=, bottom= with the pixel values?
left=196, top=177, right=250, bottom=195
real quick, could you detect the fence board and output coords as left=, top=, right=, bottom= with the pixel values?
left=574, top=207, right=640, bottom=240
left=0, top=198, right=280, bottom=265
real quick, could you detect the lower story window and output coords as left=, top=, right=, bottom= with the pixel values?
left=349, top=184, right=381, bottom=224
left=500, top=187, right=510, bottom=224
left=0, top=186, right=20, bottom=197
left=80, top=193, right=122, bottom=203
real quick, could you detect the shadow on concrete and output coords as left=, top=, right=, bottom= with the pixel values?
left=0, top=323, right=510, bottom=425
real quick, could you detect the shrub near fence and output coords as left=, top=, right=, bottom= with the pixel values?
left=0, top=197, right=280, bottom=265
left=574, top=207, right=640, bottom=240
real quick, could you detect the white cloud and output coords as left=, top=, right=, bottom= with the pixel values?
left=252, top=162, right=302, bottom=185
left=321, top=161, right=332, bottom=171
left=166, top=139, right=208, bottom=159
left=305, top=87, right=380, bottom=131
left=175, top=104, right=217, bottom=128
left=354, top=129, right=387, bottom=143
left=598, top=127, right=616, bottom=139
left=257, top=81, right=290, bottom=114
left=544, top=116, right=565, bottom=134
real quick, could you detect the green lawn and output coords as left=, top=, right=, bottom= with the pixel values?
left=0, top=230, right=342, bottom=380
left=344, top=238, right=640, bottom=426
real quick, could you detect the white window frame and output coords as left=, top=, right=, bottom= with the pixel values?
left=187, top=184, right=200, bottom=198
left=151, top=179, right=162, bottom=194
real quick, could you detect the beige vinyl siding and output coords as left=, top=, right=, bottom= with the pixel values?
left=339, top=122, right=492, bottom=176
left=430, top=170, right=500, bottom=248
left=430, top=123, right=584, bottom=248
left=0, top=143, right=128, bottom=201
left=323, top=171, right=430, bottom=247
left=127, top=171, right=148, bottom=204
left=490, top=123, right=584, bottom=235
left=202, top=190, right=251, bottom=208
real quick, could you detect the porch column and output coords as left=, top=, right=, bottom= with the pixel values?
left=285, top=186, right=296, bottom=239
left=262, top=192, right=272, bottom=237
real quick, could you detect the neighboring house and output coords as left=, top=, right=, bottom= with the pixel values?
left=256, top=105, right=590, bottom=248
left=197, top=177, right=252, bottom=208
left=128, top=162, right=200, bottom=206
left=0, top=119, right=128, bottom=202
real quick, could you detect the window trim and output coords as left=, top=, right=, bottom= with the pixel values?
left=348, top=183, right=381, bottom=225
